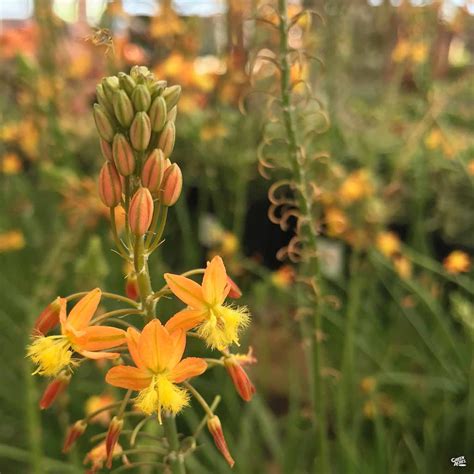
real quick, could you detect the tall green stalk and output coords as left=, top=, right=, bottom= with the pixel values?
left=277, top=1, right=329, bottom=471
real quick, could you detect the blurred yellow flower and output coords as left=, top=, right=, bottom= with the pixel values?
left=0, top=230, right=25, bottom=252
left=410, top=42, right=428, bottom=64
left=200, top=123, right=229, bottom=142
left=425, top=129, right=443, bottom=150
left=360, top=376, right=377, bottom=394
left=443, top=251, right=471, bottom=274
left=68, top=51, right=92, bottom=78
left=220, top=231, right=239, bottom=257
left=1, top=152, right=22, bottom=174
left=0, top=123, right=19, bottom=142
left=338, top=170, right=373, bottom=204
left=271, top=265, right=296, bottom=289
left=18, top=120, right=39, bottom=160
left=393, top=255, right=412, bottom=279
left=325, top=207, right=348, bottom=236
left=85, top=393, right=116, bottom=426
left=392, top=40, right=410, bottom=63
left=376, top=231, right=401, bottom=258
left=468, top=160, right=474, bottom=176
left=363, top=394, right=395, bottom=419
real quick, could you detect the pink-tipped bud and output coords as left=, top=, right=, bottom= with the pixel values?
left=63, top=420, right=87, bottom=453
left=99, top=162, right=122, bottom=208
left=158, top=121, right=175, bottom=157
left=125, top=274, right=139, bottom=301
left=100, top=138, right=113, bottom=162
left=105, top=416, right=123, bottom=468
left=227, top=276, right=242, bottom=299
left=207, top=416, right=234, bottom=468
left=130, top=112, right=151, bottom=151
left=32, top=297, right=64, bottom=335
left=141, top=149, right=165, bottom=193
left=161, top=163, right=182, bottom=207
left=113, top=134, right=135, bottom=177
left=129, top=187, right=154, bottom=235
left=39, top=372, right=71, bottom=410
left=224, top=357, right=256, bottom=402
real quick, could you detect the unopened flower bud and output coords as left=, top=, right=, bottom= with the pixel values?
left=227, top=276, right=242, bottom=299
left=149, top=96, right=167, bottom=132
left=105, top=416, right=123, bottom=468
left=130, top=65, right=150, bottom=81
left=39, top=372, right=71, bottom=410
left=118, top=72, right=136, bottom=96
left=32, top=297, right=64, bottom=335
left=149, top=80, right=167, bottom=98
left=99, top=162, right=122, bottom=208
left=130, top=112, right=151, bottom=151
left=163, top=85, right=181, bottom=111
left=113, top=134, right=135, bottom=176
left=93, top=104, right=114, bottom=142
left=161, top=164, right=182, bottom=206
left=224, top=357, right=256, bottom=402
left=132, top=84, right=151, bottom=112
left=63, top=420, right=87, bottom=453
left=100, top=138, right=113, bottom=162
left=125, top=274, right=139, bottom=301
left=158, top=121, right=175, bottom=157
left=102, top=76, right=120, bottom=103
left=167, top=105, right=178, bottom=123
left=141, top=149, right=165, bottom=193
left=129, top=187, right=154, bottom=235
left=96, top=84, right=114, bottom=115
left=113, top=90, right=134, bottom=128
left=207, top=416, right=234, bottom=467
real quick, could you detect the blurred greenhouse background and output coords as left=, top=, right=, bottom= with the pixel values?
left=1, top=0, right=474, bottom=473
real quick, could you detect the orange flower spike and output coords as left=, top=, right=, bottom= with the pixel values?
left=164, top=256, right=250, bottom=350
left=106, top=320, right=207, bottom=422
left=27, top=289, right=126, bottom=377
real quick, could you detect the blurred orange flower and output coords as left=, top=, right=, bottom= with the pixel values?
left=0, top=230, right=25, bottom=252
left=443, top=251, right=471, bottom=274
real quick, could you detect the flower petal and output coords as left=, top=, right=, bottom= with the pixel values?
left=78, top=349, right=121, bottom=360
left=170, top=357, right=207, bottom=383
left=75, top=326, right=126, bottom=352
left=127, top=327, right=145, bottom=369
left=165, top=309, right=205, bottom=333
left=106, top=365, right=151, bottom=390
left=67, top=289, right=102, bottom=331
left=138, top=319, right=173, bottom=372
left=164, top=273, right=206, bottom=309
left=202, top=256, right=230, bottom=305
left=167, top=330, right=186, bottom=370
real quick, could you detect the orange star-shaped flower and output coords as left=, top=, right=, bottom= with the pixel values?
left=27, top=289, right=126, bottom=377
left=105, top=319, right=207, bottom=421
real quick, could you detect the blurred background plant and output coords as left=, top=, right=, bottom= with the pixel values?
left=0, top=0, right=473, bottom=473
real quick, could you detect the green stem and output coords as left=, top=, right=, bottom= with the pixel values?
left=277, top=1, right=328, bottom=472
left=148, top=206, right=169, bottom=254
left=145, top=202, right=162, bottom=248
left=110, top=208, right=130, bottom=260
left=162, top=413, right=186, bottom=474
left=66, top=291, right=140, bottom=308
left=91, top=308, right=144, bottom=325
left=183, top=382, right=214, bottom=418
left=133, top=236, right=155, bottom=322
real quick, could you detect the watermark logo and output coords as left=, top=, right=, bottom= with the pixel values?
left=451, top=456, right=467, bottom=467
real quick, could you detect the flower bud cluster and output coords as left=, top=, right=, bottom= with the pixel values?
left=94, top=66, right=183, bottom=235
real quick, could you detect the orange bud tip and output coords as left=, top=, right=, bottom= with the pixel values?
left=125, top=275, right=139, bottom=301
left=207, top=416, right=235, bottom=468
left=32, top=297, right=64, bottom=336
left=129, top=187, right=154, bottom=235
left=39, top=373, right=71, bottom=410
left=105, top=416, right=123, bottom=468
left=224, top=358, right=256, bottom=402
left=63, top=420, right=87, bottom=453
left=161, top=163, right=182, bottom=207
left=99, top=162, right=123, bottom=208
left=227, top=276, right=242, bottom=299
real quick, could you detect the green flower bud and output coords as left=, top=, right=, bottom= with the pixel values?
left=102, top=76, right=120, bottom=103
left=149, top=96, right=167, bottom=132
left=149, top=80, right=167, bottom=98
left=93, top=104, right=114, bottom=142
left=158, top=121, right=175, bottom=157
left=130, top=65, right=151, bottom=81
left=163, top=85, right=181, bottom=111
left=96, top=84, right=114, bottom=115
left=118, top=72, right=136, bottom=96
left=113, top=90, right=134, bottom=128
left=141, top=149, right=165, bottom=193
left=130, top=112, right=151, bottom=151
left=132, top=84, right=151, bottom=112
left=113, top=133, right=135, bottom=176
left=167, top=105, right=177, bottom=123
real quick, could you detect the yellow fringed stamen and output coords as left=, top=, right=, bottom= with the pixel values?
left=135, top=374, right=189, bottom=423
left=27, top=335, right=74, bottom=377
left=198, top=305, right=250, bottom=350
